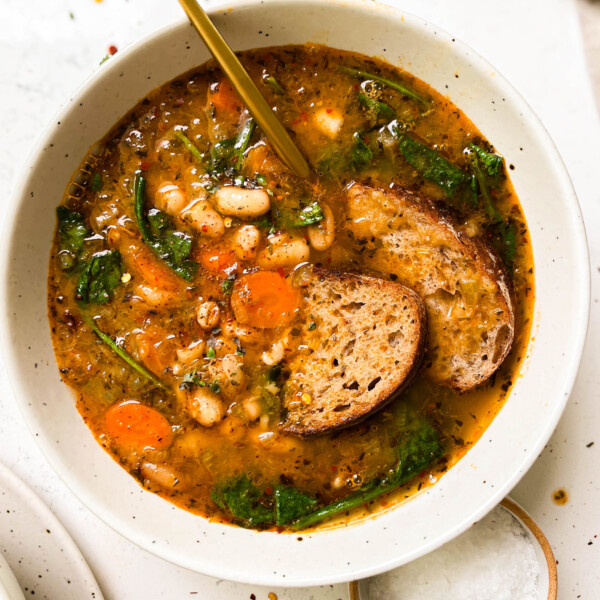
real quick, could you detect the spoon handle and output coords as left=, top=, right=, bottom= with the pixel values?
left=177, top=0, right=311, bottom=179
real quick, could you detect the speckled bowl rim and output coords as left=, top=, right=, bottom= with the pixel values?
left=0, top=0, right=590, bottom=587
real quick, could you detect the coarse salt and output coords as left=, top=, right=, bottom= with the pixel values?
left=367, top=506, right=542, bottom=600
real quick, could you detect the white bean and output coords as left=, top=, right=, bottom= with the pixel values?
left=308, top=203, right=335, bottom=251
left=140, top=462, right=186, bottom=490
left=256, top=233, right=310, bottom=269
left=215, top=187, right=270, bottom=218
left=313, top=108, right=343, bottom=138
left=181, top=199, right=225, bottom=237
left=197, top=300, right=220, bottom=330
left=134, top=284, right=179, bottom=307
left=232, top=225, right=261, bottom=260
left=186, top=388, right=225, bottom=427
left=262, top=341, right=285, bottom=366
left=243, top=397, right=262, bottom=421
left=155, top=183, right=187, bottom=215
left=176, top=340, right=205, bottom=365
left=219, top=354, right=246, bottom=388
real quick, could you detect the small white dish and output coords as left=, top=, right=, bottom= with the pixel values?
left=0, top=553, right=24, bottom=600
left=0, top=462, right=103, bottom=600
left=0, top=0, right=589, bottom=587
left=354, top=497, right=557, bottom=600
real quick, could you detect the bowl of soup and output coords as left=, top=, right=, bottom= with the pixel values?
left=1, top=0, right=589, bottom=586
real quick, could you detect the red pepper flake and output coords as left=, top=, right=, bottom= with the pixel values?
left=139, top=160, right=151, bottom=171
left=276, top=267, right=285, bottom=278
left=300, top=111, right=308, bottom=122
left=326, top=108, right=333, bottom=114
left=363, top=136, right=370, bottom=143
left=331, top=465, right=337, bottom=472
left=108, top=45, right=118, bottom=55
left=264, top=486, right=273, bottom=495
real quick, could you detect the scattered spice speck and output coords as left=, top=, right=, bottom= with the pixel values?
left=552, top=488, right=568, bottom=505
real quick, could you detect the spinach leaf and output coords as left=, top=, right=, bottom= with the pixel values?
left=57, top=206, right=90, bottom=270
left=292, top=417, right=443, bottom=529
left=358, top=93, right=396, bottom=122
left=339, top=65, right=430, bottom=107
left=394, top=128, right=468, bottom=198
left=274, top=485, right=317, bottom=525
left=466, top=143, right=505, bottom=223
left=211, top=475, right=274, bottom=527
left=468, top=143, right=504, bottom=179
left=134, top=174, right=198, bottom=282
left=76, top=250, right=123, bottom=305
left=233, top=118, right=256, bottom=170
left=209, top=118, right=256, bottom=175
left=209, top=137, right=236, bottom=173
left=351, top=132, right=374, bottom=172
left=275, top=201, right=325, bottom=228
left=82, top=314, right=166, bottom=389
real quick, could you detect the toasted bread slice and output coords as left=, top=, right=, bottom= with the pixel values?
left=344, top=182, right=514, bottom=391
left=282, top=267, right=427, bottom=437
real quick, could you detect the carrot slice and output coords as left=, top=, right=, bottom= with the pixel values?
left=120, top=238, right=182, bottom=291
left=105, top=400, right=173, bottom=451
left=198, top=249, right=238, bottom=277
left=231, top=271, right=301, bottom=329
left=209, top=79, right=242, bottom=116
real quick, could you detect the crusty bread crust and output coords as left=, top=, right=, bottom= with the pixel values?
left=282, top=267, right=427, bottom=436
left=344, top=182, right=515, bottom=391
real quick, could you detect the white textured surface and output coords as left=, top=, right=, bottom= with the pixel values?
left=367, top=507, right=540, bottom=600
left=0, top=0, right=599, bottom=598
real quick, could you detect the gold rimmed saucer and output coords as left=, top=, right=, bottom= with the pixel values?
left=349, top=497, right=557, bottom=600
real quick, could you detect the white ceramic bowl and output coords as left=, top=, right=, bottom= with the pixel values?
left=1, top=0, right=589, bottom=587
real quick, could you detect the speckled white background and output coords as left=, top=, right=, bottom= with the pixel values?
left=0, top=0, right=599, bottom=598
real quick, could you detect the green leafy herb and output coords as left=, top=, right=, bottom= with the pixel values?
left=174, top=130, right=204, bottom=164
left=394, top=128, right=468, bottom=197
left=134, top=174, right=198, bottom=281
left=57, top=206, right=89, bottom=260
left=233, top=118, right=256, bottom=170
left=358, top=93, right=396, bottom=122
left=339, top=65, right=430, bottom=107
left=220, top=273, right=236, bottom=295
left=99, top=54, right=110, bottom=65
left=75, top=250, right=123, bottom=305
left=81, top=314, right=166, bottom=389
left=264, top=75, right=285, bottom=94
left=468, top=143, right=504, bottom=179
left=208, top=119, right=255, bottom=174
left=292, top=418, right=443, bottom=529
left=211, top=475, right=274, bottom=527
left=466, top=143, right=505, bottom=223
left=275, top=201, right=324, bottom=228
left=91, top=173, right=103, bottom=192
left=351, top=132, right=374, bottom=172
left=206, top=347, right=216, bottom=359
left=307, top=321, right=317, bottom=331
left=256, top=173, right=269, bottom=186
left=209, top=137, right=236, bottom=173
left=274, top=485, right=317, bottom=525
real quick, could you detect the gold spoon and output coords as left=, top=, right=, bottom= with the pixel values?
left=176, top=0, right=311, bottom=179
